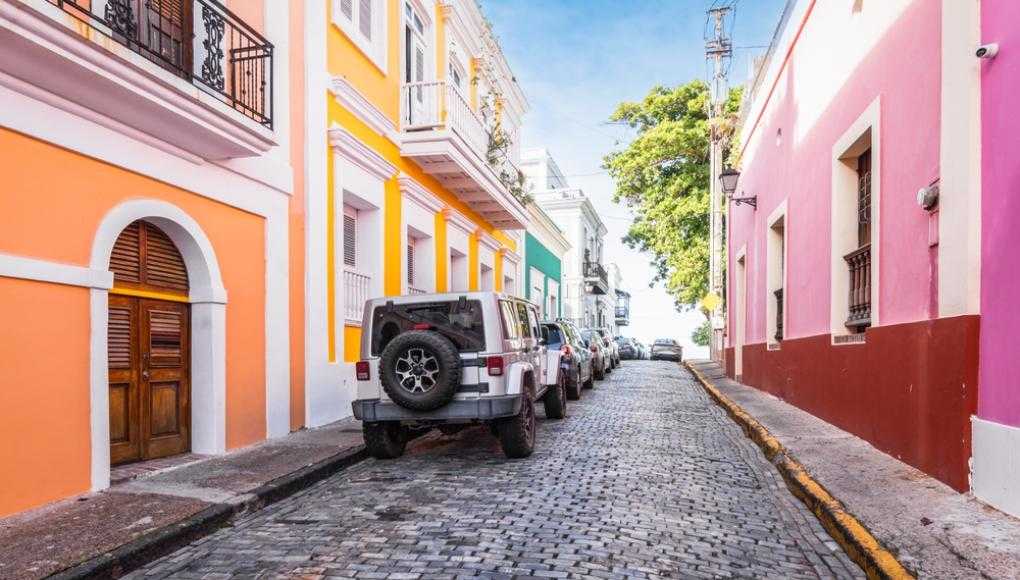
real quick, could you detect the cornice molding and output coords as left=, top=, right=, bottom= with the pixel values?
left=443, top=208, right=476, bottom=234
left=328, top=124, right=398, bottom=181
left=500, top=247, right=522, bottom=264
left=330, top=76, right=399, bottom=143
left=398, top=173, right=445, bottom=213
left=476, top=229, right=502, bottom=252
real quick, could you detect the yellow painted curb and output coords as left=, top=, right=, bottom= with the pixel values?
left=684, top=362, right=915, bottom=580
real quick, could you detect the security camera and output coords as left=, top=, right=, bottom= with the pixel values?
left=976, top=43, right=999, bottom=59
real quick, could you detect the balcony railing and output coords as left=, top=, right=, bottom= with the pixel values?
left=844, top=245, right=872, bottom=329
left=583, top=261, right=609, bottom=295
left=402, top=80, right=488, bottom=158
left=344, top=269, right=371, bottom=324
left=774, top=288, right=784, bottom=342
left=408, top=287, right=427, bottom=296
left=48, top=0, right=273, bottom=127
left=615, top=306, right=630, bottom=326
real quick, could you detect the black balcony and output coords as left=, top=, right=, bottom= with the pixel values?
left=48, top=0, right=273, bottom=128
left=583, top=261, right=609, bottom=295
left=615, top=306, right=630, bottom=326
left=844, top=244, right=872, bottom=330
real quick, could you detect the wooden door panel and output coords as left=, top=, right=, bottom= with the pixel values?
left=140, top=300, right=190, bottom=460
left=108, top=295, right=141, bottom=465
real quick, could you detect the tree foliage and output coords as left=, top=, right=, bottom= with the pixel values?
left=691, top=319, right=712, bottom=347
left=602, top=81, right=742, bottom=311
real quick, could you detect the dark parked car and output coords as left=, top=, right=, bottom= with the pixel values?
left=616, top=336, right=639, bottom=360
left=650, top=338, right=683, bottom=361
left=542, top=321, right=593, bottom=399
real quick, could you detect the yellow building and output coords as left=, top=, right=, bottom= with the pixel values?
left=302, top=0, right=530, bottom=426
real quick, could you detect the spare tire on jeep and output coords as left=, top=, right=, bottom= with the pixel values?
left=379, top=330, right=461, bottom=411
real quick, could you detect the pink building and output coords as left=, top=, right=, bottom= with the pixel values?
left=725, top=0, right=982, bottom=493
left=974, top=0, right=1020, bottom=517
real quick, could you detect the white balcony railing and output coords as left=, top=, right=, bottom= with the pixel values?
left=401, top=81, right=490, bottom=162
left=344, top=269, right=371, bottom=324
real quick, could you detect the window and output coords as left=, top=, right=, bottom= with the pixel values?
left=526, top=306, right=541, bottom=339
left=343, top=207, right=357, bottom=268
left=845, top=148, right=873, bottom=331
left=514, top=301, right=532, bottom=338
left=406, top=242, right=415, bottom=285
left=500, top=300, right=520, bottom=340
left=333, top=0, right=386, bottom=72
left=766, top=206, right=786, bottom=345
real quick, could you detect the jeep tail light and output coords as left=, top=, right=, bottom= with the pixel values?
left=486, top=355, right=505, bottom=376
left=562, top=344, right=572, bottom=358
left=355, top=361, right=371, bottom=381
left=590, top=343, right=598, bottom=353
left=413, top=323, right=431, bottom=330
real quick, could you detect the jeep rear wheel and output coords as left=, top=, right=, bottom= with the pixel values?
left=543, top=373, right=567, bottom=419
left=379, top=330, right=461, bottom=411
left=363, top=422, right=407, bottom=459
left=496, top=394, right=536, bottom=458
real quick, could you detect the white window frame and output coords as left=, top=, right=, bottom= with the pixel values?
left=766, top=201, right=788, bottom=349
left=333, top=0, right=388, bottom=73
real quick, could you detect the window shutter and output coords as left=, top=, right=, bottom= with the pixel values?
left=110, top=221, right=142, bottom=284
left=108, top=306, right=133, bottom=369
left=359, top=0, right=372, bottom=39
left=340, top=0, right=353, bottom=19
left=407, top=243, right=415, bottom=285
left=143, top=223, right=189, bottom=292
left=343, top=213, right=357, bottom=267
left=149, top=309, right=183, bottom=367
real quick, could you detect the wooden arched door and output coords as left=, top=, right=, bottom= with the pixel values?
left=107, top=221, right=191, bottom=465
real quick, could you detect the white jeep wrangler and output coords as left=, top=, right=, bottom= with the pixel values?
left=351, top=292, right=568, bottom=459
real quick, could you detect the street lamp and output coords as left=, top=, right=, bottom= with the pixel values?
left=718, top=167, right=757, bottom=210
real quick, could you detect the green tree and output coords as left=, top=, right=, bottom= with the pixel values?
left=691, top=318, right=712, bottom=347
left=602, top=81, right=742, bottom=311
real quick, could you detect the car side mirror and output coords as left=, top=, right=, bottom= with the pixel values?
left=538, top=336, right=547, bottom=346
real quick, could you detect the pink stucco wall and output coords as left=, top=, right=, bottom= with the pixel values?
left=728, top=0, right=941, bottom=344
left=978, top=0, right=1020, bottom=428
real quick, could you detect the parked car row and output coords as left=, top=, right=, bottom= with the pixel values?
left=350, top=292, right=624, bottom=460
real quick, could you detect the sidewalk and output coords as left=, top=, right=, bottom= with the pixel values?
left=688, top=360, right=1020, bottom=579
left=0, top=419, right=368, bottom=579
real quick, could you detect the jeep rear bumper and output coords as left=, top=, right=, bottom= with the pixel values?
left=352, top=395, right=523, bottom=423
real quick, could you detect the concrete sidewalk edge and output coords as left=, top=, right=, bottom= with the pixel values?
left=47, top=445, right=368, bottom=580
left=684, top=361, right=914, bottom=580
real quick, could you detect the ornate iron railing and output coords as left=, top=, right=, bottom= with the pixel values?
left=47, top=0, right=273, bottom=127
left=774, top=288, right=784, bottom=341
left=584, top=261, right=608, bottom=286
left=344, top=269, right=371, bottom=324
left=844, top=245, right=872, bottom=329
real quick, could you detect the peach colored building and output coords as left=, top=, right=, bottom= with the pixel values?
left=0, top=0, right=298, bottom=517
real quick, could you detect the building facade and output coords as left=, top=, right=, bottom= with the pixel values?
left=0, top=0, right=297, bottom=517
left=523, top=203, right=570, bottom=320
left=973, top=0, right=1020, bottom=518
left=725, top=0, right=981, bottom=493
left=0, top=0, right=530, bottom=519
left=523, top=149, right=613, bottom=330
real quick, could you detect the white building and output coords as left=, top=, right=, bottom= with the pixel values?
left=522, top=148, right=614, bottom=330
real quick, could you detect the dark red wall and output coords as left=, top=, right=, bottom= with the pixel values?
left=735, top=316, right=979, bottom=491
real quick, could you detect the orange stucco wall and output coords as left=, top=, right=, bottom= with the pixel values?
left=289, top=0, right=307, bottom=430
left=0, top=127, right=267, bottom=515
left=0, top=279, right=91, bottom=517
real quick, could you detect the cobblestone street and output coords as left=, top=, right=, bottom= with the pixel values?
left=128, top=362, right=861, bottom=579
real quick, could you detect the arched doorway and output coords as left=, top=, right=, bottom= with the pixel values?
left=107, top=220, right=191, bottom=465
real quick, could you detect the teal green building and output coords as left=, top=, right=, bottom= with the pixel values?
left=523, top=204, right=570, bottom=320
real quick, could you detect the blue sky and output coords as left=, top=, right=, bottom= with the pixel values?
left=482, top=0, right=788, bottom=357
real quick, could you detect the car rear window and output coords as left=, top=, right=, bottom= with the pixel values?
left=543, top=324, right=564, bottom=347
left=371, top=299, right=485, bottom=355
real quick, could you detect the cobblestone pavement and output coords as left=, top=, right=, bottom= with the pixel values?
left=128, top=361, right=862, bottom=579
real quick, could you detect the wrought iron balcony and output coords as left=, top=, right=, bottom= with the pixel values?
left=844, top=244, right=872, bottom=329
left=774, top=288, right=784, bottom=342
left=583, top=261, right=609, bottom=295
left=398, top=80, right=527, bottom=230
left=615, top=306, right=630, bottom=327
left=47, top=0, right=273, bottom=127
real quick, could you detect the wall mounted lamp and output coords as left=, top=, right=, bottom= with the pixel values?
left=719, top=168, right=757, bottom=210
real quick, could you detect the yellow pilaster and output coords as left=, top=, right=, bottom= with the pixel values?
left=494, top=251, right=504, bottom=292
left=384, top=177, right=402, bottom=296
left=468, top=231, right=479, bottom=291
left=343, top=325, right=362, bottom=363
left=326, top=143, right=337, bottom=363
left=435, top=212, right=448, bottom=292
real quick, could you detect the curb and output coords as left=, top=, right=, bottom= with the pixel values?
left=48, top=445, right=369, bottom=580
left=684, top=362, right=915, bottom=580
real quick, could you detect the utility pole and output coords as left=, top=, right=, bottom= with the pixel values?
left=705, top=6, right=732, bottom=362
